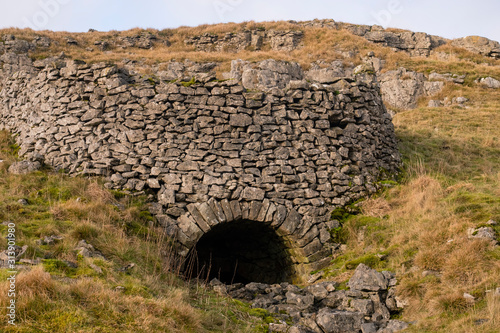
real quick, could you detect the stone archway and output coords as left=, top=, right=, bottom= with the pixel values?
left=187, top=219, right=295, bottom=284
left=171, top=198, right=331, bottom=283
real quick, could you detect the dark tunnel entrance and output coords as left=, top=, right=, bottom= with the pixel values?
left=186, top=220, right=295, bottom=284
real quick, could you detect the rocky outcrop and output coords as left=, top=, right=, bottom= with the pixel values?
left=296, top=19, right=500, bottom=60
left=291, top=21, right=447, bottom=57
left=0, top=33, right=167, bottom=54
left=429, top=72, right=465, bottom=84
left=116, top=32, right=160, bottom=49
left=452, top=36, right=500, bottom=59
left=379, top=68, right=445, bottom=110
left=184, top=29, right=304, bottom=52
left=354, top=26, right=445, bottom=57
left=217, top=264, right=408, bottom=333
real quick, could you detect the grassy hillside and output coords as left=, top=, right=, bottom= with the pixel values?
left=327, top=93, right=500, bottom=332
left=0, top=21, right=499, bottom=332
left=2, top=21, right=499, bottom=77
left=0, top=132, right=269, bottom=332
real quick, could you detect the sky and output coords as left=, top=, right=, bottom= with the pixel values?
left=1, top=0, right=499, bottom=42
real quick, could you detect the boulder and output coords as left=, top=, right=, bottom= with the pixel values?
left=467, top=227, right=497, bottom=243
left=379, top=68, right=443, bottom=109
left=8, top=160, right=41, bottom=175
left=478, top=77, right=500, bottom=89
left=316, top=309, right=364, bottom=333
left=347, top=263, right=388, bottom=292
left=377, top=320, right=410, bottom=333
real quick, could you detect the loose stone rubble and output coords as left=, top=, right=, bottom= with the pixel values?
left=213, top=264, right=408, bottom=333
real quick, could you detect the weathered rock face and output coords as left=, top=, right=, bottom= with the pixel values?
left=218, top=264, right=408, bottom=333
left=452, top=36, right=500, bottom=59
left=116, top=32, right=160, bottom=49
left=379, top=68, right=444, bottom=110
left=0, top=53, right=400, bottom=277
left=294, top=21, right=447, bottom=57
left=185, top=29, right=304, bottom=53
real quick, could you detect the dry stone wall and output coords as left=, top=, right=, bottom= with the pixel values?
left=0, top=53, right=400, bottom=277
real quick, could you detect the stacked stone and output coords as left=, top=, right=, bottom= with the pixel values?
left=0, top=54, right=400, bottom=271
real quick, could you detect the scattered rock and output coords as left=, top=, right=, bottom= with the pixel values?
left=64, top=260, right=78, bottom=269
left=486, top=219, right=497, bottom=226
left=117, top=33, right=158, bottom=49
left=452, top=96, right=469, bottom=105
left=19, top=258, right=42, bottom=265
left=377, top=320, right=410, bottom=333
left=422, top=270, right=442, bottom=278
left=467, top=227, right=497, bottom=243
left=429, top=72, right=466, bottom=84
left=477, top=77, right=500, bottom=89
left=65, top=37, right=78, bottom=45
left=89, top=263, right=103, bottom=274
left=119, top=263, right=135, bottom=272
left=0, top=245, right=29, bottom=267
left=8, top=160, right=41, bottom=175
left=268, top=323, right=290, bottom=332
left=32, top=36, right=52, bottom=48
left=17, top=198, right=28, bottom=205
left=74, top=240, right=105, bottom=259
left=39, top=235, right=64, bottom=246
left=463, top=293, right=476, bottom=303
left=307, top=271, right=325, bottom=284
left=316, top=309, right=364, bottom=333
left=219, top=264, right=406, bottom=332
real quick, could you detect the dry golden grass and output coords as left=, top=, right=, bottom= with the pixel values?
left=0, top=267, right=205, bottom=333
left=0, top=134, right=266, bottom=332
left=356, top=173, right=500, bottom=332
left=3, top=21, right=499, bottom=83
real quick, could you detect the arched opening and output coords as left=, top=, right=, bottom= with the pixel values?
left=186, top=220, right=295, bottom=284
